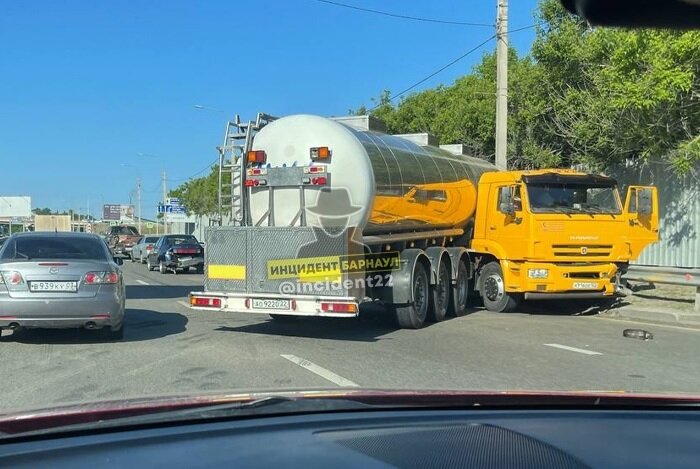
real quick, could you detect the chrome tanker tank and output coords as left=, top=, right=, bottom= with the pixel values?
left=249, top=114, right=496, bottom=235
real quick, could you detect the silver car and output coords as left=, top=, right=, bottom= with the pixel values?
left=130, top=235, right=161, bottom=264
left=0, top=232, right=126, bottom=340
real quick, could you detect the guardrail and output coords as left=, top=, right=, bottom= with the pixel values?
left=623, top=265, right=700, bottom=312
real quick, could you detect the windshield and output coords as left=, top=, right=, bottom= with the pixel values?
left=527, top=183, right=621, bottom=214
left=0, top=0, right=696, bottom=429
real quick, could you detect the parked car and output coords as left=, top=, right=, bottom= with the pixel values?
left=130, top=235, right=160, bottom=263
left=0, top=232, right=126, bottom=339
left=146, top=234, right=204, bottom=274
left=105, top=225, right=141, bottom=257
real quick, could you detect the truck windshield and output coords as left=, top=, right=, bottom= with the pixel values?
left=526, top=183, right=621, bottom=214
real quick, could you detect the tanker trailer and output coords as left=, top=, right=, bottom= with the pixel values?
left=191, top=114, right=495, bottom=328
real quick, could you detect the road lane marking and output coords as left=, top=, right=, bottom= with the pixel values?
left=281, top=354, right=359, bottom=387
left=136, top=280, right=149, bottom=285
left=177, top=300, right=190, bottom=309
left=544, top=344, right=602, bottom=355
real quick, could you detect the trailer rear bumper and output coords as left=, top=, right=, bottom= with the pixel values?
left=188, top=291, right=360, bottom=318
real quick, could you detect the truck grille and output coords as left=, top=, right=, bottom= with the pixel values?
left=552, top=244, right=613, bottom=258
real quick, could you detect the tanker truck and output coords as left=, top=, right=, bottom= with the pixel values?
left=190, top=113, right=659, bottom=328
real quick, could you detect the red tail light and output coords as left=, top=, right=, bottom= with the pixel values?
left=0, top=271, right=24, bottom=285
left=84, top=271, right=119, bottom=285
left=191, top=296, right=222, bottom=308
left=312, top=176, right=327, bottom=185
left=246, top=150, right=266, bottom=164
left=146, top=245, right=154, bottom=251
left=320, top=302, right=357, bottom=313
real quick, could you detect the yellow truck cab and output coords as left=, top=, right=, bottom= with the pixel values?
left=471, top=169, right=659, bottom=312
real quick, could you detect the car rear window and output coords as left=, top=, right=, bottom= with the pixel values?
left=167, top=236, right=198, bottom=245
left=146, top=237, right=160, bottom=243
left=0, top=237, right=109, bottom=261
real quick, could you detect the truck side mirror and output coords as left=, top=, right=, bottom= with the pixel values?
left=638, top=188, right=653, bottom=215
left=499, top=202, right=515, bottom=215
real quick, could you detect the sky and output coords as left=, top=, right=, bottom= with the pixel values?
left=0, top=0, right=539, bottom=219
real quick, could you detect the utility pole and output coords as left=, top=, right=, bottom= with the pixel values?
left=495, top=0, right=508, bottom=170
left=136, top=177, right=142, bottom=234
left=161, top=170, right=168, bottom=235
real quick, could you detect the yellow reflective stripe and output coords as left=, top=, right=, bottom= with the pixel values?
left=208, top=265, right=246, bottom=280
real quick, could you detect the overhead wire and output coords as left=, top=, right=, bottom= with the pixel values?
left=312, top=0, right=493, bottom=27
left=370, top=34, right=497, bottom=110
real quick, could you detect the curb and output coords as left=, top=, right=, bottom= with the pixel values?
left=601, top=307, right=700, bottom=329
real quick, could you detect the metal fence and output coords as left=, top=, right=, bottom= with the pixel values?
left=610, top=161, right=700, bottom=269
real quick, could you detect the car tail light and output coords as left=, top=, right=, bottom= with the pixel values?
left=0, top=271, right=24, bottom=285
left=320, top=302, right=357, bottom=313
left=246, top=150, right=266, bottom=164
left=84, top=271, right=119, bottom=284
left=310, top=147, right=331, bottom=160
left=147, top=245, right=154, bottom=251
left=191, top=296, right=222, bottom=308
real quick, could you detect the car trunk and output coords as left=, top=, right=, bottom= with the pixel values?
left=0, top=261, right=112, bottom=299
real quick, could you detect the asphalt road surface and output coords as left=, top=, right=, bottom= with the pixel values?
left=1, top=260, right=700, bottom=414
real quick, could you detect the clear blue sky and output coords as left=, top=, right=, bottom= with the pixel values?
left=0, top=0, right=539, bottom=218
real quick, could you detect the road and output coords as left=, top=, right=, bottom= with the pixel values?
left=1, top=260, right=700, bottom=414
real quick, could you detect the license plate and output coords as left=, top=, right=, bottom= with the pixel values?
left=251, top=298, right=291, bottom=310
left=573, top=282, right=598, bottom=290
left=30, top=281, right=78, bottom=292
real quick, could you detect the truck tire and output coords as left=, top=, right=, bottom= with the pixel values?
left=428, top=261, right=450, bottom=322
left=448, top=258, right=469, bottom=317
left=395, top=261, right=429, bottom=329
left=480, top=262, right=522, bottom=312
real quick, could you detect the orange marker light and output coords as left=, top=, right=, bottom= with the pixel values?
left=310, top=146, right=331, bottom=160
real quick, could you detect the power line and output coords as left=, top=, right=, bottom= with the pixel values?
left=370, top=34, right=497, bottom=110
left=168, top=158, right=219, bottom=183
left=510, top=23, right=538, bottom=33
left=312, top=0, right=493, bottom=27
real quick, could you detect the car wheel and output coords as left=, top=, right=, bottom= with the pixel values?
left=159, top=260, right=168, bottom=274
left=196, top=265, right=204, bottom=274
left=146, top=258, right=154, bottom=271
left=130, top=252, right=136, bottom=262
left=480, top=262, right=522, bottom=312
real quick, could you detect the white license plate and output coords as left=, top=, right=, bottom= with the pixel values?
left=251, top=298, right=291, bottom=310
left=30, top=281, right=78, bottom=292
left=573, top=282, right=598, bottom=290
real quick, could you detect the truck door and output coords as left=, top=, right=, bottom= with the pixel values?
left=487, top=184, right=527, bottom=258
left=624, top=186, right=659, bottom=259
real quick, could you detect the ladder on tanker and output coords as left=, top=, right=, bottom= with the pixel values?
left=216, top=113, right=276, bottom=225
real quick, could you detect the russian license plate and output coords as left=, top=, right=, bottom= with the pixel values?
left=251, top=298, right=291, bottom=310
left=573, top=282, right=598, bottom=290
left=30, top=281, right=78, bottom=292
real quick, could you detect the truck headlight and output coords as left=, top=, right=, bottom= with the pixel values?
left=528, top=268, right=549, bottom=279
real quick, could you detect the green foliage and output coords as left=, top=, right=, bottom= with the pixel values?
left=355, top=0, right=699, bottom=173
left=169, top=166, right=220, bottom=218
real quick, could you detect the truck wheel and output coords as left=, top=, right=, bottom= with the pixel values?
left=448, top=258, right=469, bottom=317
left=395, top=262, right=429, bottom=329
left=480, top=262, right=522, bottom=312
left=428, top=261, right=450, bottom=322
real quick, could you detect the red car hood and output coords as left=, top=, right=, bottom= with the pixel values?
left=1, top=389, right=699, bottom=435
